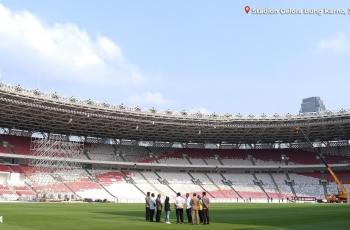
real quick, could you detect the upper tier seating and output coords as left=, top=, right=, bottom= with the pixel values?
left=1, top=134, right=350, bottom=166
left=0, top=135, right=31, bottom=155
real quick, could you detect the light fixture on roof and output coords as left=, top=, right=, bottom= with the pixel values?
left=102, top=102, right=110, bottom=108
left=33, top=89, right=41, bottom=95
left=15, top=84, right=22, bottom=91
left=150, top=107, right=156, bottom=113
left=51, top=92, right=58, bottom=99
left=69, top=96, right=76, bottom=102
left=195, top=112, right=202, bottom=118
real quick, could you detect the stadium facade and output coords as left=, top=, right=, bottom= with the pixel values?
left=0, top=83, right=350, bottom=203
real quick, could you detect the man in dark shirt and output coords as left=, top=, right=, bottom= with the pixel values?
left=156, top=194, right=163, bottom=222
left=185, top=193, right=192, bottom=223
left=202, top=192, right=210, bottom=224
left=145, top=192, right=150, bottom=221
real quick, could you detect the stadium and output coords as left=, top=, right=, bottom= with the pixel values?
left=1, top=1, right=350, bottom=229
left=1, top=82, right=350, bottom=229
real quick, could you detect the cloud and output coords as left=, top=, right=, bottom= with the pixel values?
left=128, top=92, right=172, bottom=107
left=0, top=3, right=143, bottom=84
left=318, top=33, right=350, bottom=53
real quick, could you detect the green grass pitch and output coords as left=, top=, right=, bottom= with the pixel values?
left=0, top=203, right=350, bottom=230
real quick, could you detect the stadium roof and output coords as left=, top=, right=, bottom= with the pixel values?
left=1, top=83, right=350, bottom=144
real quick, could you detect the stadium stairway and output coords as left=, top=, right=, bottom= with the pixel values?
left=10, top=165, right=37, bottom=194
left=121, top=171, right=146, bottom=196
left=187, top=172, right=215, bottom=198
left=138, top=171, right=162, bottom=195
left=219, top=172, right=244, bottom=200
left=6, top=165, right=36, bottom=198
left=23, top=181, right=37, bottom=195
left=84, top=169, right=117, bottom=200
left=285, top=173, right=297, bottom=197
left=112, top=145, right=120, bottom=161
left=215, top=154, right=224, bottom=165
left=249, top=155, right=256, bottom=166
left=63, top=183, right=81, bottom=199
left=183, top=154, right=193, bottom=165
left=153, top=157, right=160, bottom=164
left=202, top=158, right=209, bottom=165
left=250, top=155, right=270, bottom=199
left=112, top=145, right=128, bottom=162
left=154, top=171, right=177, bottom=195
left=83, top=151, right=92, bottom=160
left=269, top=173, right=282, bottom=197
left=252, top=173, right=270, bottom=199
left=50, top=174, right=81, bottom=199
left=204, top=173, right=227, bottom=198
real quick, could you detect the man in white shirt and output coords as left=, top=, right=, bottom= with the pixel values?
left=174, top=192, right=185, bottom=224
left=149, top=193, right=156, bottom=222
left=185, top=193, right=192, bottom=223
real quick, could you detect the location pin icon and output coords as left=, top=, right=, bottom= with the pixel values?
left=245, top=6, right=250, bottom=14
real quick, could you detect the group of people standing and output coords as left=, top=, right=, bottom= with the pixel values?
left=145, top=191, right=210, bottom=225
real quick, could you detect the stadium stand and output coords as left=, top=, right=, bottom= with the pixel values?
left=1, top=141, right=350, bottom=202
left=0, top=84, right=350, bottom=203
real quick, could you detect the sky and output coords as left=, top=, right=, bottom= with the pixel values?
left=0, top=0, right=350, bottom=115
